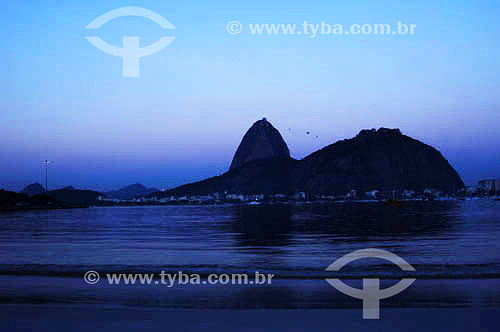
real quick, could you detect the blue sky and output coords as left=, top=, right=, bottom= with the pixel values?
left=2, top=0, right=499, bottom=191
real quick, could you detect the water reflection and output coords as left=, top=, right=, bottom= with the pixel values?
left=230, top=205, right=293, bottom=247
left=292, top=201, right=464, bottom=241
left=227, top=202, right=463, bottom=247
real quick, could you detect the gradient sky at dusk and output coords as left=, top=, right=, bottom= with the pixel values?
left=2, top=0, right=499, bottom=191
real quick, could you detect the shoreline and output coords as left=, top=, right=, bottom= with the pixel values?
left=0, top=204, right=89, bottom=212
left=2, top=198, right=498, bottom=212
left=1, top=276, right=499, bottom=309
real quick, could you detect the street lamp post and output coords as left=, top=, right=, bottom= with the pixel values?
left=43, top=160, right=52, bottom=192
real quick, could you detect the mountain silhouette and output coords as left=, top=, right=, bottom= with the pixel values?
left=104, top=183, right=159, bottom=200
left=21, top=183, right=45, bottom=196
left=230, top=117, right=290, bottom=170
left=153, top=120, right=465, bottom=196
left=292, top=128, right=464, bottom=194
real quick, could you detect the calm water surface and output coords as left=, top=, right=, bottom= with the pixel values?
left=1, top=201, right=499, bottom=278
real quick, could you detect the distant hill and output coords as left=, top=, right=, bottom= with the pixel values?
left=21, top=183, right=45, bottom=196
left=104, top=184, right=159, bottom=200
left=1, top=189, right=31, bottom=206
left=45, top=188, right=101, bottom=205
left=152, top=121, right=464, bottom=197
left=1, top=189, right=57, bottom=209
left=19, top=184, right=100, bottom=205
left=155, top=157, right=298, bottom=197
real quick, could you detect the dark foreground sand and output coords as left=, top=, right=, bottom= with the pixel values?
left=1, top=277, right=499, bottom=331
left=1, top=305, right=498, bottom=331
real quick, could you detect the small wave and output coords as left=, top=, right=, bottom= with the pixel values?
left=1, top=264, right=500, bottom=279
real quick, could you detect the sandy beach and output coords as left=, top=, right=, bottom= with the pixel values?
left=1, top=276, right=499, bottom=331
left=2, top=305, right=498, bottom=331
